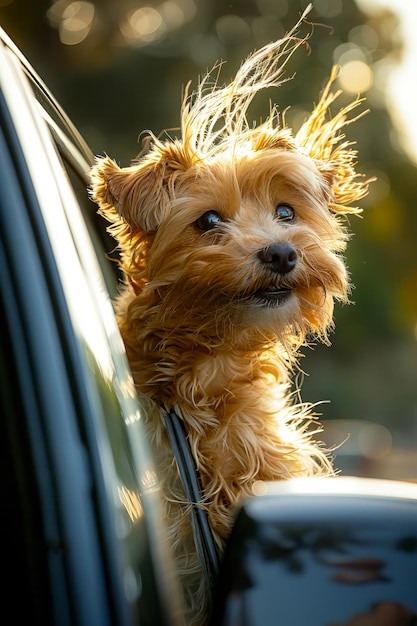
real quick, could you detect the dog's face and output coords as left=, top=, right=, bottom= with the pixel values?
left=91, top=35, right=370, bottom=351
left=92, top=144, right=349, bottom=349
left=180, top=149, right=348, bottom=340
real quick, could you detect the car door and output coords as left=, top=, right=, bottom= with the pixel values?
left=0, top=27, right=184, bottom=626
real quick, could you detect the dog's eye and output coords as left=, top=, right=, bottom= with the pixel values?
left=275, top=204, right=295, bottom=222
left=195, top=211, right=222, bottom=231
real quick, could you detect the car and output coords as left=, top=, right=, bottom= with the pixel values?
left=1, top=26, right=417, bottom=626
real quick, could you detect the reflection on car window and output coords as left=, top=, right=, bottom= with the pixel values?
left=55, top=149, right=185, bottom=622
left=222, top=517, right=417, bottom=626
left=61, top=159, right=121, bottom=298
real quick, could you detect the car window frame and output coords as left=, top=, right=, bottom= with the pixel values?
left=0, top=29, right=184, bottom=626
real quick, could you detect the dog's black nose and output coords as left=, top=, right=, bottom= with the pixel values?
left=257, top=243, right=297, bottom=274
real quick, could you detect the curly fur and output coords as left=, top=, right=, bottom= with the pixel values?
left=90, top=9, right=370, bottom=624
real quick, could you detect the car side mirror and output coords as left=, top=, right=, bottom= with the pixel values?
left=212, top=477, right=417, bottom=626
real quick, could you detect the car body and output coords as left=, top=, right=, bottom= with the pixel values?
left=1, top=26, right=416, bottom=626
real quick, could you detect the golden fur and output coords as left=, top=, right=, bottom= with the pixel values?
left=90, top=10, right=370, bottom=624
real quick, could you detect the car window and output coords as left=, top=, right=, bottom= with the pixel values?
left=52, top=135, right=187, bottom=625
left=62, top=160, right=121, bottom=298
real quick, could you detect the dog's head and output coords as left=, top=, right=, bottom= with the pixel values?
left=91, top=21, right=371, bottom=352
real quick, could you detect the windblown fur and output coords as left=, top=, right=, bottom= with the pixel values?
left=90, top=8, right=370, bottom=624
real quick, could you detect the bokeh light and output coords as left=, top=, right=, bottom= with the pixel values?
left=48, top=0, right=95, bottom=45
left=120, top=7, right=165, bottom=46
left=338, top=59, right=374, bottom=93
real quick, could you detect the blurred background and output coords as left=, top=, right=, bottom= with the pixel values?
left=1, top=0, right=416, bottom=480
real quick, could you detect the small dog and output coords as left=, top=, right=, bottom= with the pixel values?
left=91, top=13, right=370, bottom=624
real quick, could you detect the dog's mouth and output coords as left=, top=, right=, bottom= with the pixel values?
left=249, top=286, right=293, bottom=307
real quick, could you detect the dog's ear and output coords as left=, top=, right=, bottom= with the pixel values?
left=295, top=66, right=372, bottom=214
left=90, top=153, right=173, bottom=231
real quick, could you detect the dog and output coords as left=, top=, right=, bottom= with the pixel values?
left=90, top=11, right=370, bottom=624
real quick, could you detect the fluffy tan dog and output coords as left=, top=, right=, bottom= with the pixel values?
left=91, top=14, right=370, bottom=624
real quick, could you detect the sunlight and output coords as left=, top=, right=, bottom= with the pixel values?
left=357, top=0, right=417, bottom=164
